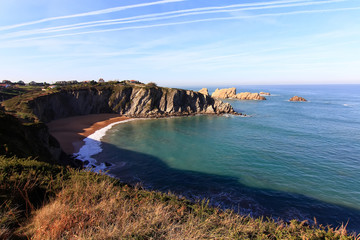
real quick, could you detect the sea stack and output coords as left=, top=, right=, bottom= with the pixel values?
left=211, top=87, right=237, bottom=99
left=211, top=87, right=266, bottom=100
left=198, top=88, right=209, bottom=96
left=289, top=96, right=307, bottom=102
left=236, top=92, right=266, bottom=100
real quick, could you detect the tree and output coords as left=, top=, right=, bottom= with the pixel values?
left=2, top=80, right=12, bottom=84
left=89, top=80, right=97, bottom=85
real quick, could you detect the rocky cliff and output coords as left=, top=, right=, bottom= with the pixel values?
left=0, top=110, right=73, bottom=165
left=12, top=85, right=238, bottom=123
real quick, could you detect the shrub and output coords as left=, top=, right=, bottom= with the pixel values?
left=146, top=82, right=157, bottom=87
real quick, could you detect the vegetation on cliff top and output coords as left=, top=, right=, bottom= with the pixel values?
left=1, top=82, right=178, bottom=122
left=1, top=155, right=355, bottom=239
left=1, top=81, right=230, bottom=124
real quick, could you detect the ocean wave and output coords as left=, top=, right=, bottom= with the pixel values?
left=74, top=119, right=136, bottom=171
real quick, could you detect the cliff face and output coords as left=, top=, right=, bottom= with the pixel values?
left=26, top=85, right=237, bottom=123
left=0, top=111, right=71, bottom=165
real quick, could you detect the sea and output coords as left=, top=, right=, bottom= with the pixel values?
left=76, top=84, right=360, bottom=232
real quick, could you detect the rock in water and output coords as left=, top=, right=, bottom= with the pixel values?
left=236, top=92, right=266, bottom=100
left=198, top=88, right=209, bottom=96
left=211, top=88, right=237, bottom=99
left=259, top=92, right=270, bottom=96
left=289, top=96, right=307, bottom=102
left=211, top=88, right=266, bottom=100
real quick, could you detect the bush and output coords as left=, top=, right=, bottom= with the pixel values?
left=146, top=82, right=157, bottom=87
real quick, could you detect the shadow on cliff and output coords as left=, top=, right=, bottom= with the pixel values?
left=84, top=140, right=360, bottom=233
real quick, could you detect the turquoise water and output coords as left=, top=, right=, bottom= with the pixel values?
left=97, top=85, right=360, bottom=231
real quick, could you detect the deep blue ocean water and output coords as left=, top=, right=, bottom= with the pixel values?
left=95, top=85, right=360, bottom=232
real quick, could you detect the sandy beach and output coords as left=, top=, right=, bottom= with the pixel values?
left=47, top=114, right=130, bottom=154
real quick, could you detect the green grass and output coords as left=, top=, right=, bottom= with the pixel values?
left=0, top=155, right=68, bottom=239
left=0, top=155, right=357, bottom=239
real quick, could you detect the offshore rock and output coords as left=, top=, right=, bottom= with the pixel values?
left=211, top=88, right=237, bottom=99
left=259, top=92, right=271, bottom=96
left=236, top=92, right=266, bottom=100
left=198, top=88, right=209, bottom=96
left=211, top=88, right=266, bottom=100
left=289, top=96, right=307, bottom=102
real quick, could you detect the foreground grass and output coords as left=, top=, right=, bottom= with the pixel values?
left=1, top=156, right=357, bottom=239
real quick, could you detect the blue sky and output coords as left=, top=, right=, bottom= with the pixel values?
left=0, top=0, right=359, bottom=86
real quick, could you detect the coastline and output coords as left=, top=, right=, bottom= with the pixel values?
left=47, top=114, right=131, bottom=155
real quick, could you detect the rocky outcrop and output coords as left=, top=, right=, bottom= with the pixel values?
left=211, top=88, right=266, bottom=100
left=21, top=85, right=238, bottom=123
left=198, top=88, right=209, bottom=96
left=211, top=88, right=237, bottom=99
left=236, top=92, right=266, bottom=100
left=289, top=96, right=307, bottom=102
left=259, top=92, right=270, bottom=96
left=0, top=111, right=73, bottom=165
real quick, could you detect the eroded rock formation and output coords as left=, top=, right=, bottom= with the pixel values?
left=236, top=92, right=266, bottom=100
left=198, top=88, right=209, bottom=96
left=259, top=92, right=271, bottom=96
left=211, top=88, right=266, bottom=100
left=289, top=96, right=307, bottom=102
left=211, top=88, right=237, bottom=99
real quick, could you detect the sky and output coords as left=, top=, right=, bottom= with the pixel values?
left=0, top=0, right=359, bottom=87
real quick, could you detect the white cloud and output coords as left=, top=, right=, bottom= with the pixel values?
left=0, top=0, right=185, bottom=31
left=0, top=0, right=347, bottom=40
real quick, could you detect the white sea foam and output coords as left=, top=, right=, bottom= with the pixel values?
left=74, top=118, right=137, bottom=172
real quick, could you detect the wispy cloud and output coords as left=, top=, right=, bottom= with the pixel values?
left=0, top=0, right=185, bottom=31
left=4, top=4, right=359, bottom=44
left=0, top=0, right=347, bottom=40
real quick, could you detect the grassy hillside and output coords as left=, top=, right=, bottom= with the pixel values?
left=1, top=156, right=355, bottom=239
left=0, top=87, right=31, bottom=102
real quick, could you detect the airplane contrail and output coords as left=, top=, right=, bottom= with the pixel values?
left=6, top=6, right=360, bottom=44
left=31, top=0, right=314, bottom=31
left=0, top=0, right=346, bottom=40
left=0, top=0, right=185, bottom=31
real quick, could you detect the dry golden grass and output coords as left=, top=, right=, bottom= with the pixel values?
left=23, top=170, right=356, bottom=240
